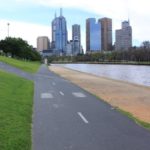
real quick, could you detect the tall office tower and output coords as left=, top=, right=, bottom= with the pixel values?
left=86, top=18, right=101, bottom=53
left=115, top=21, right=132, bottom=50
left=99, top=18, right=112, bottom=51
left=72, top=24, right=81, bottom=55
left=51, top=8, right=68, bottom=55
left=37, top=36, right=50, bottom=52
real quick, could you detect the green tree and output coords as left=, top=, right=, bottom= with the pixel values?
left=0, top=37, right=41, bottom=61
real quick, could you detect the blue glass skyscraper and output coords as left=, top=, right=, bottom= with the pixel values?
left=52, top=9, right=68, bottom=55
left=86, top=18, right=101, bottom=53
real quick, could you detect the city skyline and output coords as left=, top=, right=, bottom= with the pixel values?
left=0, top=0, right=149, bottom=50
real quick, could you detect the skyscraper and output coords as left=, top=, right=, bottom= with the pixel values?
left=115, top=21, right=132, bottom=50
left=51, top=9, right=68, bottom=55
left=99, top=18, right=112, bottom=51
left=86, top=18, right=101, bottom=53
left=72, top=24, right=81, bottom=55
left=37, top=36, right=50, bottom=52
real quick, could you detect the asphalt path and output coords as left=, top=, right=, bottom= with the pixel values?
left=32, top=65, right=150, bottom=150
left=0, top=62, right=34, bottom=80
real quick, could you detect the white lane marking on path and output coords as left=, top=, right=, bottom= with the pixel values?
left=77, top=112, right=89, bottom=124
left=52, top=104, right=59, bottom=108
left=52, top=82, right=56, bottom=85
left=59, top=91, right=64, bottom=96
left=41, top=93, right=53, bottom=99
left=72, top=92, right=86, bottom=98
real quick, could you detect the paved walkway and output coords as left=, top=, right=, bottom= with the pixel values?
left=0, top=62, right=34, bottom=80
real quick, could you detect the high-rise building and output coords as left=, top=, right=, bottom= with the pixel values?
left=99, top=18, right=112, bottom=51
left=51, top=9, right=68, bottom=55
left=86, top=18, right=101, bottom=53
left=66, top=40, right=73, bottom=56
left=72, top=24, right=81, bottom=55
left=37, top=36, right=50, bottom=52
left=115, top=21, right=132, bottom=50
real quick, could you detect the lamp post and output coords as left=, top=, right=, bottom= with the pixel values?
left=7, top=23, right=10, bottom=37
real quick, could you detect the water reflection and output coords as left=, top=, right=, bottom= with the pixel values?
left=56, top=64, right=150, bottom=87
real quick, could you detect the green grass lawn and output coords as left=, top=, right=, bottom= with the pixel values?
left=0, top=55, right=40, bottom=73
left=0, top=70, right=33, bottom=150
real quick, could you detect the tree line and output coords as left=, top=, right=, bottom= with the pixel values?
left=48, top=48, right=150, bottom=63
left=0, top=37, right=41, bottom=61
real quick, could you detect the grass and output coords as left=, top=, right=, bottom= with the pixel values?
left=0, top=55, right=40, bottom=73
left=117, top=108, right=150, bottom=131
left=52, top=61, right=150, bottom=65
left=0, top=70, right=33, bottom=150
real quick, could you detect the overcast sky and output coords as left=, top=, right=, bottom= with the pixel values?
left=0, top=0, right=149, bottom=50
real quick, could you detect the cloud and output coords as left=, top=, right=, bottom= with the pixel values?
left=16, top=0, right=128, bottom=19
left=0, top=20, right=51, bottom=47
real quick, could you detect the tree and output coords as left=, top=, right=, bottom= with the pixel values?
left=0, top=37, right=41, bottom=61
left=141, top=41, right=150, bottom=49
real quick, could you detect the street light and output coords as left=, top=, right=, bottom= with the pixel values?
left=7, top=23, right=10, bottom=37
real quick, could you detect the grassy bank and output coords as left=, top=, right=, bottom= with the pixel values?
left=52, top=61, right=150, bottom=65
left=0, top=70, right=33, bottom=150
left=0, top=56, right=40, bottom=73
left=117, top=108, right=150, bottom=131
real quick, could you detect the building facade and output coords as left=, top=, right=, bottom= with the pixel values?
left=115, top=21, right=132, bottom=50
left=66, top=40, right=73, bottom=56
left=99, top=18, right=112, bottom=51
left=86, top=18, right=101, bottom=53
left=72, top=24, right=81, bottom=55
left=51, top=9, right=68, bottom=55
left=37, top=36, right=50, bottom=52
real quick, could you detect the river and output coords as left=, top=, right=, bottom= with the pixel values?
left=55, top=64, right=150, bottom=87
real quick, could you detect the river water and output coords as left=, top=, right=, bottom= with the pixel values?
left=55, top=64, right=150, bottom=87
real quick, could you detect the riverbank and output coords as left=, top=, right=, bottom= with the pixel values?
left=49, top=65, right=150, bottom=124
left=52, top=61, right=150, bottom=66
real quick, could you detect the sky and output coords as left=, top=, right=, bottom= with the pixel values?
left=0, top=0, right=150, bottom=50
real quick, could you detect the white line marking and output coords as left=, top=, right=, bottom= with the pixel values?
left=72, top=92, right=86, bottom=98
left=77, top=112, right=89, bottom=124
left=52, top=104, right=59, bottom=108
left=111, top=107, right=115, bottom=110
left=41, top=93, right=53, bottom=99
left=52, top=82, right=56, bottom=85
left=59, top=91, right=64, bottom=96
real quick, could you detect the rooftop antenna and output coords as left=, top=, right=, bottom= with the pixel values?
left=126, top=0, right=130, bottom=25
left=60, top=7, right=63, bottom=16
left=128, top=10, right=130, bottom=25
left=55, top=11, right=57, bottom=18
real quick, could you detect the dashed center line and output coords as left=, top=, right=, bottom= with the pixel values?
left=59, top=91, right=64, bottom=96
left=77, top=112, right=89, bottom=124
left=72, top=92, right=86, bottom=98
left=41, top=93, right=53, bottom=99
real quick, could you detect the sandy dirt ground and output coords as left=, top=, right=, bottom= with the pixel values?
left=49, top=65, right=150, bottom=123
